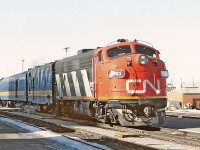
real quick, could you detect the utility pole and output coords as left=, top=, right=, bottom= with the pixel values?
left=181, top=78, right=182, bottom=89
left=63, top=47, right=70, bottom=58
left=22, top=59, right=25, bottom=72
left=192, top=77, right=195, bottom=87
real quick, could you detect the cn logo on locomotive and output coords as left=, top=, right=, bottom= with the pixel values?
left=126, top=79, right=161, bottom=95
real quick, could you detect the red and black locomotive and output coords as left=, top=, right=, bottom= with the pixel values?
left=0, top=39, right=168, bottom=126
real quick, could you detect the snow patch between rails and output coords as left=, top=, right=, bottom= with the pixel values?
left=0, top=117, right=111, bottom=150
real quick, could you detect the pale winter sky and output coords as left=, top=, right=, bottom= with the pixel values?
left=0, top=0, right=200, bottom=84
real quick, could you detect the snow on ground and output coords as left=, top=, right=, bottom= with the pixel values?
left=0, top=117, right=111, bottom=150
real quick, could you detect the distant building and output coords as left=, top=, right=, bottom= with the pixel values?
left=167, top=86, right=200, bottom=109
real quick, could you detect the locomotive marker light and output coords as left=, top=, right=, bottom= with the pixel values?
left=161, top=70, right=169, bottom=78
left=139, top=55, right=148, bottom=65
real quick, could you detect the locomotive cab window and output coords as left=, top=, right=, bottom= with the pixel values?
left=136, top=45, right=157, bottom=58
left=107, top=46, right=132, bottom=58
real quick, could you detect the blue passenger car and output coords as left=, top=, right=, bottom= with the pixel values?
left=0, top=72, right=27, bottom=105
left=27, top=62, right=55, bottom=105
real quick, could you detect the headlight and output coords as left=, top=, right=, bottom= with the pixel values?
left=139, top=55, right=148, bottom=65
left=108, top=70, right=125, bottom=78
left=161, top=70, right=169, bottom=78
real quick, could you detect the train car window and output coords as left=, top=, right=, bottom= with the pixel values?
left=136, top=45, right=156, bottom=57
left=107, top=46, right=132, bottom=58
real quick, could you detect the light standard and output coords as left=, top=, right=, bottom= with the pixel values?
left=22, top=59, right=25, bottom=72
left=63, top=47, right=70, bottom=58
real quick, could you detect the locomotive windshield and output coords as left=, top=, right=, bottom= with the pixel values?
left=136, top=45, right=157, bottom=58
left=107, top=46, right=132, bottom=58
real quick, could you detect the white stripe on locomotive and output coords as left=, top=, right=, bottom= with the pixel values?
left=71, top=71, right=81, bottom=96
left=80, top=70, right=92, bottom=96
left=63, top=73, right=72, bottom=96
left=56, top=69, right=92, bottom=97
left=55, top=74, right=63, bottom=97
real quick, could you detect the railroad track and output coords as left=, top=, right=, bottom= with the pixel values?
left=56, top=112, right=200, bottom=147
left=0, top=109, right=199, bottom=149
left=0, top=110, right=158, bottom=150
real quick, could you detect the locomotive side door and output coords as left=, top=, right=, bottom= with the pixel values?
left=94, top=51, right=104, bottom=99
left=15, top=79, right=18, bottom=98
left=27, top=70, right=35, bottom=102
